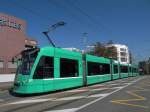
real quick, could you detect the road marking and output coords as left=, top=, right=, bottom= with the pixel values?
left=123, top=83, right=131, bottom=85
left=112, top=86, right=125, bottom=89
left=111, top=80, right=149, bottom=109
left=55, top=96, right=85, bottom=101
left=109, top=83, right=118, bottom=85
left=8, top=96, right=86, bottom=105
left=120, top=80, right=127, bottom=82
left=74, top=77, right=145, bottom=112
left=9, top=98, right=54, bottom=104
left=66, top=89, right=87, bottom=93
left=88, top=93, right=110, bottom=98
left=111, top=91, right=148, bottom=108
left=92, top=84, right=104, bottom=87
left=45, top=108, right=78, bottom=112
left=90, top=88, right=109, bottom=91
left=0, top=77, right=144, bottom=109
left=106, top=81, right=115, bottom=84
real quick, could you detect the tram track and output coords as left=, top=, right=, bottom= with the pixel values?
left=0, top=81, right=117, bottom=112
left=0, top=76, right=141, bottom=112
left=1, top=88, right=92, bottom=112
left=0, top=77, right=137, bottom=104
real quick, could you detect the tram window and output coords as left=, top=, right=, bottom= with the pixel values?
left=33, top=56, right=54, bottom=79
left=132, top=67, right=134, bottom=73
left=60, top=58, right=79, bottom=78
left=133, top=68, right=137, bottom=73
left=88, top=62, right=110, bottom=76
left=120, top=66, right=128, bottom=73
left=114, top=65, right=118, bottom=74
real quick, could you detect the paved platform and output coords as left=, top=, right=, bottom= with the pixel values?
left=0, top=76, right=149, bottom=112
left=0, top=74, right=15, bottom=82
left=0, top=82, right=13, bottom=90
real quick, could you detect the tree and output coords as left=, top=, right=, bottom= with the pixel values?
left=87, top=41, right=117, bottom=60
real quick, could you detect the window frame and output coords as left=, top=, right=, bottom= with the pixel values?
left=120, top=65, right=128, bottom=73
left=87, top=61, right=110, bottom=76
left=33, top=56, right=54, bottom=79
left=60, top=58, right=79, bottom=78
left=114, top=64, right=119, bottom=74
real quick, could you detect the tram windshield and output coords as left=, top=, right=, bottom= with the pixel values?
left=18, top=48, right=39, bottom=75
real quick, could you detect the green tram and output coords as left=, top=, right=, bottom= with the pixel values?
left=13, top=47, right=139, bottom=94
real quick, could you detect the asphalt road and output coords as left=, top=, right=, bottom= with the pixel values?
left=0, top=75, right=149, bottom=112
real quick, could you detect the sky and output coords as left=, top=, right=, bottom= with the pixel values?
left=0, top=0, right=150, bottom=62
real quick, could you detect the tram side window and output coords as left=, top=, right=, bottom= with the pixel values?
left=102, top=64, right=110, bottom=74
left=60, top=58, right=79, bottom=78
left=132, top=67, right=134, bottom=73
left=134, top=68, right=137, bottom=73
left=33, top=56, right=54, bottom=79
left=120, top=66, right=128, bottom=73
left=88, top=62, right=110, bottom=76
left=133, top=68, right=135, bottom=73
left=114, top=65, right=118, bottom=74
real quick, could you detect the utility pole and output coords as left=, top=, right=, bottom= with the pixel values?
left=83, top=32, right=88, bottom=53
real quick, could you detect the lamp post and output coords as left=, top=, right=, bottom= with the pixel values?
left=43, top=21, right=66, bottom=47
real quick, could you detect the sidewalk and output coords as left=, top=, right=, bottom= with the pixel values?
left=0, top=74, right=15, bottom=90
left=0, top=82, right=13, bottom=90
left=0, top=74, right=15, bottom=82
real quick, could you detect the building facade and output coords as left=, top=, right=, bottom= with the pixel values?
left=106, top=44, right=130, bottom=64
left=0, top=13, right=37, bottom=74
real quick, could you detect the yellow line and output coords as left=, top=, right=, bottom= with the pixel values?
left=111, top=100, right=148, bottom=109
left=110, top=85, right=149, bottom=109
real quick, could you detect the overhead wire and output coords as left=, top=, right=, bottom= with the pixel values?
left=64, top=0, right=113, bottom=36
left=9, top=1, right=57, bottom=24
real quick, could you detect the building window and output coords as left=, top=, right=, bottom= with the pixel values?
left=60, top=58, right=79, bottom=78
left=88, top=62, right=110, bottom=76
left=0, top=60, right=4, bottom=68
left=121, top=58, right=127, bottom=62
left=120, top=52, right=126, bottom=57
left=120, top=66, right=128, bottom=73
left=120, top=48, right=126, bottom=52
left=8, top=61, right=17, bottom=68
left=33, top=56, right=54, bottom=79
left=114, top=65, right=118, bottom=74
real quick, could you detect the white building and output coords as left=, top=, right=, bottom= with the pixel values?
left=106, top=44, right=130, bottom=64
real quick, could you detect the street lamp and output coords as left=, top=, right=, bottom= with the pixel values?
left=43, top=21, right=66, bottom=47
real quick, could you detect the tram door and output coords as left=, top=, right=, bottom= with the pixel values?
left=34, top=56, right=54, bottom=92
left=42, top=56, right=54, bottom=92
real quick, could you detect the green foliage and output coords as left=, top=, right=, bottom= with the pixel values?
left=87, top=41, right=117, bottom=60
